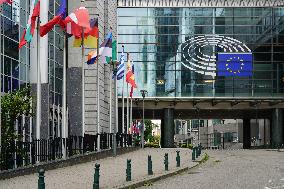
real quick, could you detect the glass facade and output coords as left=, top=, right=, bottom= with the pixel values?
left=48, top=0, right=64, bottom=138
left=1, top=0, right=29, bottom=93
left=0, top=0, right=64, bottom=139
left=117, top=7, right=284, bottom=97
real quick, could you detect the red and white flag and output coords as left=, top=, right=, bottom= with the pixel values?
left=64, top=7, right=91, bottom=37
left=0, top=0, right=12, bottom=5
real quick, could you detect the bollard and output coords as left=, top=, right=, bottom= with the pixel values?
left=198, top=146, right=201, bottom=157
left=38, top=169, right=45, bottom=189
left=148, top=155, right=153, bottom=175
left=93, top=164, right=100, bottom=189
left=195, top=147, right=199, bottom=158
left=126, top=159, right=132, bottom=181
left=164, top=153, right=169, bottom=171
left=192, top=148, right=196, bottom=161
left=176, top=151, right=180, bottom=167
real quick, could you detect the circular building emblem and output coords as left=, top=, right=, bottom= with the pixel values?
left=181, top=35, right=252, bottom=77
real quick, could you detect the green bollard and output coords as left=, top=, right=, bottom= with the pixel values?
left=93, top=164, right=100, bottom=189
left=176, top=151, right=180, bottom=167
left=192, top=148, right=196, bottom=161
left=148, top=155, right=153, bottom=175
left=126, top=159, right=132, bottom=181
left=164, top=153, right=169, bottom=171
left=38, top=169, right=45, bottom=189
left=195, top=147, right=199, bottom=158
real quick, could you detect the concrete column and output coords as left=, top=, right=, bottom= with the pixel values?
left=31, top=84, right=49, bottom=139
left=271, top=109, right=283, bottom=147
left=161, top=108, right=175, bottom=148
left=243, top=118, right=251, bottom=149
left=67, top=68, right=83, bottom=136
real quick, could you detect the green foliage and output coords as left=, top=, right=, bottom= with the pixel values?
left=179, top=143, right=193, bottom=149
left=143, top=120, right=161, bottom=148
left=200, top=153, right=210, bottom=164
left=144, top=120, right=153, bottom=141
left=144, top=142, right=160, bottom=148
left=1, top=88, right=32, bottom=140
left=1, top=87, right=33, bottom=154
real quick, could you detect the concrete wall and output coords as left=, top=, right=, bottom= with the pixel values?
left=67, top=0, right=117, bottom=136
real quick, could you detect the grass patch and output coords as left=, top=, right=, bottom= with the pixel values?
left=143, top=181, right=153, bottom=187
left=200, top=153, right=210, bottom=164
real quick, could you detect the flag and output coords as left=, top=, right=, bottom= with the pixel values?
left=0, top=0, right=12, bottom=4
left=86, top=50, right=98, bottom=65
left=64, top=7, right=91, bottom=37
left=86, top=32, right=112, bottom=65
left=130, top=63, right=135, bottom=98
left=100, top=32, right=112, bottom=64
left=73, top=18, right=99, bottom=48
left=19, top=0, right=40, bottom=49
left=106, top=40, right=117, bottom=64
left=126, top=54, right=137, bottom=88
left=40, top=0, right=66, bottom=37
left=116, top=45, right=125, bottom=80
left=217, top=53, right=253, bottom=77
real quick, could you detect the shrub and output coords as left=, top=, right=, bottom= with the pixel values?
left=145, top=142, right=160, bottom=148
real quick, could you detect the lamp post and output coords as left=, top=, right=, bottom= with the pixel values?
left=140, top=90, right=148, bottom=149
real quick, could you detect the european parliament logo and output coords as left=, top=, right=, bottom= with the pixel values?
left=217, top=53, right=253, bottom=77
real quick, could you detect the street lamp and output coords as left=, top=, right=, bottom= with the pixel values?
left=140, top=89, right=148, bottom=149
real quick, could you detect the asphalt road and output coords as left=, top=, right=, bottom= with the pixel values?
left=140, top=150, right=284, bottom=189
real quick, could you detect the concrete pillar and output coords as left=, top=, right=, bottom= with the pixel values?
left=271, top=109, right=283, bottom=147
left=67, top=68, right=83, bottom=136
left=243, top=118, right=251, bottom=149
left=161, top=108, right=175, bottom=148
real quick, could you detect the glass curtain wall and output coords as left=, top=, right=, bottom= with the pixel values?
left=0, top=1, right=64, bottom=140
left=0, top=0, right=30, bottom=143
left=48, top=0, right=64, bottom=139
left=117, top=7, right=284, bottom=98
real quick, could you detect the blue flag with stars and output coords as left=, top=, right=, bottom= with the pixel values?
left=217, top=53, right=253, bottom=77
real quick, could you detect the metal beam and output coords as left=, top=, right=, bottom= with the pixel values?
left=269, top=101, right=283, bottom=107
left=231, top=101, right=240, bottom=107
left=212, top=100, right=219, bottom=107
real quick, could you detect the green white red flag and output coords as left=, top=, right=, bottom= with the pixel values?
left=19, top=0, right=40, bottom=49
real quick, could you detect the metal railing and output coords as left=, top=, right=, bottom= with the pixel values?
left=0, top=133, right=134, bottom=171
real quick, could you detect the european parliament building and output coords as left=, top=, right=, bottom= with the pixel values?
left=0, top=0, right=284, bottom=152
left=117, top=0, right=284, bottom=148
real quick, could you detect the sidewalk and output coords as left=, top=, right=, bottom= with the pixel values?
left=0, top=148, right=195, bottom=189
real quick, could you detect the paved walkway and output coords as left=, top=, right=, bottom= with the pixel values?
left=139, top=150, right=284, bottom=189
left=0, top=148, right=194, bottom=189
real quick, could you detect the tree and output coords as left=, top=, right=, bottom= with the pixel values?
left=144, top=120, right=153, bottom=141
left=1, top=87, right=33, bottom=169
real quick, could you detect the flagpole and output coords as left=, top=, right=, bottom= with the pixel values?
left=0, top=10, right=2, bottom=155
left=113, top=60, right=117, bottom=156
left=62, top=34, right=67, bottom=159
left=122, top=71, right=125, bottom=135
left=36, top=18, right=41, bottom=163
left=130, top=97, right=133, bottom=134
left=96, top=34, right=100, bottom=151
left=81, top=28, right=85, bottom=138
left=126, top=83, right=129, bottom=134
left=109, top=61, right=112, bottom=135
left=126, top=53, right=130, bottom=135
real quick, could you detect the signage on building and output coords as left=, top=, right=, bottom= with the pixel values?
left=181, top=35, right=252, bottom=77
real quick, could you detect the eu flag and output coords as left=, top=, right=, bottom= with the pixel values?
left=217, top=53, right=253, bottom=77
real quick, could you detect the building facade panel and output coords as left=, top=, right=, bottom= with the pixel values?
left=117, top=7, right=284, bottom=98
